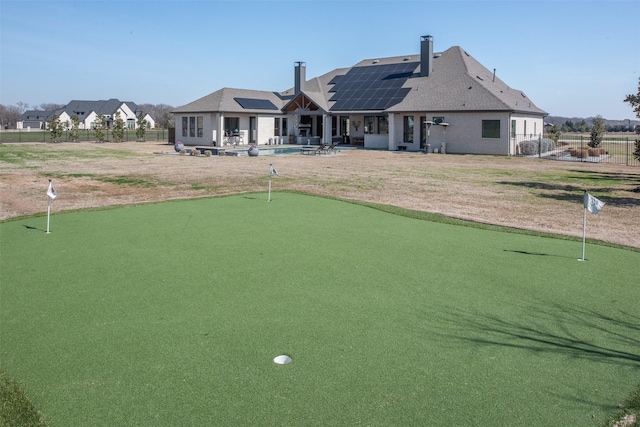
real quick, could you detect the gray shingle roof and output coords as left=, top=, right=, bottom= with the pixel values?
left=174, top=46, right=546, bottom=116
left=173, top=88, right=288, bottom=114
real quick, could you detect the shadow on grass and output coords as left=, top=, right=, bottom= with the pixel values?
left=503, top=249, right=577, bottom=260
left=571, top=170, right=640, bottom=184
left=428, top=301, right=640, bottom=367
left=496, top=181, right=640, bottom=207
left=23, top=224, right=46, bottom=232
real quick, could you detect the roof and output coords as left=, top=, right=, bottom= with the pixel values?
left=174, top=45, right=546, bottom=117
left=173, top=88, right=289, bottom=114
left=63, top=99, right=145, bottom=120
left=385, top=46, right=546, bottom=115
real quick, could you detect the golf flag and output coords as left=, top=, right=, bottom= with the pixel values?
left=47, top=180, right=57, bottom=199
left=267, top=164, right=278, bottom=202
left=584, top=191, right=604, bottom=215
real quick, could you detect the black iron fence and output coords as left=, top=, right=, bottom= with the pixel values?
left=0, top=128, right=170, bottom=144
left=514, top=134, right=639, bottom=167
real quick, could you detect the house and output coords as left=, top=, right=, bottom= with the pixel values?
left=18, top=99, right=155, bottom=130
left=173, top=36, right=547, bottom=155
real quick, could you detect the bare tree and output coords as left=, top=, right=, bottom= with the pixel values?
left=0, top=104, right=22, bottom=129
left=15, top=102, right=30, bottom=113
left=138, top=103, right=175, bottom=128
left=39, top=103, right=65, bottom=112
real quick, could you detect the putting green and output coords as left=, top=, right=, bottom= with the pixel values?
left=1, top=193, right=638, bottom=425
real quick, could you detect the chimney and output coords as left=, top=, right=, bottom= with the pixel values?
left=420, top=35, right=433, bottom=77
left=294, top=61, right=306, bottom=93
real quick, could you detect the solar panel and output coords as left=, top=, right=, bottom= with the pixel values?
left=329, top=62, right=418, bottom=111
left=234, top=98, right=279, bottom=110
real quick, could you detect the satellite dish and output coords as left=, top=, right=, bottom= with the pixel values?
left=273, top=355, right=292, bottom=365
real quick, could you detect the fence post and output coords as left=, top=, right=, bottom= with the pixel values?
left=538, top=135, right=542, bottom=157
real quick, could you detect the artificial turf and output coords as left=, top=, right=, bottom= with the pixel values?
left=1, top=192, right=638, bottom=425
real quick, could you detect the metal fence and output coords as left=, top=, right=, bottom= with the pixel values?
left=514, top=134, right=639, bottom=167
left=0, top=128, right=170, bottom=144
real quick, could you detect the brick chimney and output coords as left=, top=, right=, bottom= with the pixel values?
left=294, top=61, right=306, bottom=93
left=420, top=35, right=433, bottom=77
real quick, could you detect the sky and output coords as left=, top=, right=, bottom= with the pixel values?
left=1, top=0, right=639, bottom=120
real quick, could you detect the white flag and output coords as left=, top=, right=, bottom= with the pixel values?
left=584, top=192, right=604, bottom=215
left=269, top=164, right=278, bottom=176
left=47, top=180, right=57, bottom=199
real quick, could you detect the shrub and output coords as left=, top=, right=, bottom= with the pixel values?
left=518, top=138, right=556, bottom=155
left=568, top=147, right=589, bottom=158
left=588, top=147, right=607, bottom=156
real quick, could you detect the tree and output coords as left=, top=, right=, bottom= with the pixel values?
left=93, top=114, right=106, bottom=143
left=112, top=111, right=125, bottom=142
left=49, top=114, right=64, bottom=142
left=16, top=102, right=30, bottom=113
left=623, top=76, right=640, bottom=162
left=38, top=103, right=64, bottom=112
left=138, top=103, right=174, bottom=129
left=589, top=116, right=605, bottom=148
left=136, top=112, right=147, bottom=141
left=69, top=115, right=80, bottom=142
left=547, top=124, right=561, bottom=143
left=0, top=104, right=22, bottom=129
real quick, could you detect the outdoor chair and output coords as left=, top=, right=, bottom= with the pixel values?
left=324, top=142, right=339, bottom=154
left=315, top=143, right=328, bottom=154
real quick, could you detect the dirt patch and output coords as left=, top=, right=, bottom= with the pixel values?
left=1, top=141, right=639, bottom=248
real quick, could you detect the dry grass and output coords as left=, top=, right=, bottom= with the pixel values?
left=1, top=141, right=639, bottom=248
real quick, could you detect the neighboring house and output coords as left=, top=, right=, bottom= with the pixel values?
left=18, top=99, right=155, bottom=131
left=173, top=36, right=547, bottom=155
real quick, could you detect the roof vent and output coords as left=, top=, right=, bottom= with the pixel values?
left=372, top=59, right=379, bottom=64
left=403, top=57, right=410, bottom=61
left=476, top=76, right=484, bottom=81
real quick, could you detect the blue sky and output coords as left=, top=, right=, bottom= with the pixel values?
left=1, top=0, right=639, bottom=119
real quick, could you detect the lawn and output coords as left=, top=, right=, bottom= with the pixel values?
left=1, top=193, right=638, bottom=426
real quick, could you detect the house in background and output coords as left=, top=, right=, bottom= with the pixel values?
left=173, top=36, right=547, bottom=155
left=18, top=99, right=155, bottom=131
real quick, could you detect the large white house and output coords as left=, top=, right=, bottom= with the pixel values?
left=173, top=36, right=547, bottom=155
left=19, top=99, right=155, bottom=131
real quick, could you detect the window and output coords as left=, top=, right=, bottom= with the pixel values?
left=364, top=116, right=375, bottom=134
left=189, top=117, right=196, bottom=137
left=377, top=116, right=388, bottom=134
left=482, top=120, right=500, bottom=138
left=432, top=116, right=444, bottom=125
left=364, top=115, right=388, bottom=134
left=274, top=118, right=280, bottom=136
left=403, top=116, right=414, bottom=142
left=197, top=116, right=203, bottom=137
left=224, top=117, right=239, bottom=135
left=182, top=117, right=188, bottom=137
left=524, top=120, right=527, bottom=136
left=511, top=120, right=516, bottom=138
left=282, top=118, right=288, bottom=136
